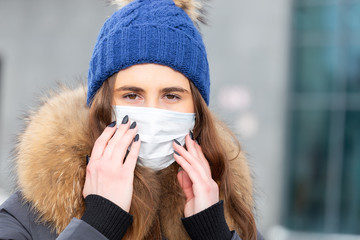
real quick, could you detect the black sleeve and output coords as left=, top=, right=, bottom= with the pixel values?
left=181, top=201, right=233, bottom=240
left=81, top=195, right=133, bottom=240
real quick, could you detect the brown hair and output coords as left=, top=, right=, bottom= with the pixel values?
left=88, top=76, right=257, bottom=239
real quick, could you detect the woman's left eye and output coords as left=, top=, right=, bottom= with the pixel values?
left=164, top=94, right=180, bottom=101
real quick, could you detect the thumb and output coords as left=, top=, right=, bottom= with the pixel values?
left=177, top=169, right=194, bottom=201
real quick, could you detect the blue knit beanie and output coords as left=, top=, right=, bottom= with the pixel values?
left=87, top=0, right=210, bottom=106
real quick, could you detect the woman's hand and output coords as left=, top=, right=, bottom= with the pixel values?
left=83, top=116, right=140, bottom=212
left=173, top=133, right=219, bottom=217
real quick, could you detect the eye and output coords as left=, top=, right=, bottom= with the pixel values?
left=123, top=93, right=142, bottom=102
left=163, top=94, right=181, bottom=101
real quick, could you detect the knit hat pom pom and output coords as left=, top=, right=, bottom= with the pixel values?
left=106, top=0, right=208, bottom=25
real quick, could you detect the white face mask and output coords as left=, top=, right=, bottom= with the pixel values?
left=113, top=106, right=196, bottom=171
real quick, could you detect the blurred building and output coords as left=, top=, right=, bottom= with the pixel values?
left=283, top=0, right=360, bottom=237
left=0, top=0, right=359, bottom=239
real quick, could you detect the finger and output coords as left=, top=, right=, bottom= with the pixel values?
left=194, top=141, right=206, bottom=161
left=177, top=169, right=194, bottom=201
left=174, top=142, right=211, bottom=182
left=124, top=134, right=141, bottom=171
left=102, top=116, right=131, bottom=160
left=184, top=132, right=198, bottom=159
left=110, top=115, right=131, bottom=143
left=193, top=142, right=212, bottom=176
left=90, top=121, right=117, bottom=160
left=105, top=116, right=130, bottom=149
left=173, top=151, right=202, bottom=184
left=110, top=123, right=138, bottom=165
left=173, top=141, right=204, bottom=173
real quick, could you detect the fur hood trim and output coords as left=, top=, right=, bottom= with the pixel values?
left=15, top=86, right=254, bottom=239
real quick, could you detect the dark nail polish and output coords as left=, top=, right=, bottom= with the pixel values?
left=134, top=134, right=139, bottom=142
left=86, top=155, right=90, bottom=165
left=130, top=121, right=137, bottom=129
left=122, top=115, right=129, bottom=124
left=108, top=121, right=116, bottom=127
left=189, top=131, right=194, bottom=140
left=174, top=139, right=181, bottom=145
left=174, top=151, right=180, bottom=156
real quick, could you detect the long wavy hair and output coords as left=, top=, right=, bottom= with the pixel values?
left=87, top=73, right=257, bottom=240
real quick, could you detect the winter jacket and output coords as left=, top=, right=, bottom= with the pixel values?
left=0, top=86, right=259, bottom=240
left=1, top=192, right=245, bottom=239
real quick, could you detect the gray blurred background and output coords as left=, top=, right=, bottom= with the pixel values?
left=0, top=0, right=359, bottom=239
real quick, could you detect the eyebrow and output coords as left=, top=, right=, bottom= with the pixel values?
left=160, top=87, right=190, bottom=94
left=115, top=86, right=190, bottom=94
left=115, top=86, right=144, bottom=93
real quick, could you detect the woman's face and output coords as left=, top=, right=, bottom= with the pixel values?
left=112, top=63, right=195, bottom=113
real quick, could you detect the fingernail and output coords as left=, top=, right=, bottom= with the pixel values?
left=174, top=139, right=181, bottom=146
left=189, top=131, right=194, bottom=140
left=130, top=121, right=137, bottom=129
left=178, top=166, right=183, bottom=172
left=86, top=155, right=90, bottom=165
left=108, top=121, right=116, bottom=127
left=134, top=134, right=139, bottom=142
left=174, top=150, right=181, bottom=156
left=121, top=115, right=129, bottom=124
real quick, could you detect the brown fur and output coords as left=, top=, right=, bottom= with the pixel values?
left=15, top=86, right=254, bottom=238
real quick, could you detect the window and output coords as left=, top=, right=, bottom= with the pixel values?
left=284, top=0, right=360, bottom=234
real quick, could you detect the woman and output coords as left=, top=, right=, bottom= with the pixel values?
left=0, top=0, right=262, bottom=239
